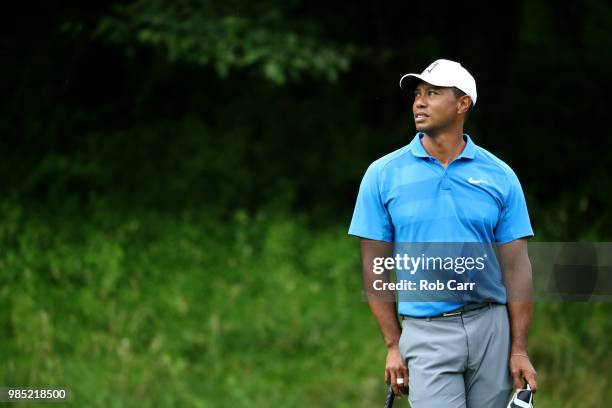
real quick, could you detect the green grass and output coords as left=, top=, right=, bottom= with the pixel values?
left=0, top=203, right=610, bottom=407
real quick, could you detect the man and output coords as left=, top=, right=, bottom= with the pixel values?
left=348, top=59, right=537, bottom=407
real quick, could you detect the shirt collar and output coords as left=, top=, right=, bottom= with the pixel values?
left=408, top=132, right=477, bottom=160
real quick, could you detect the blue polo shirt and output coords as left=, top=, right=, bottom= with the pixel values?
left=348, top=133, right=534, bottom=317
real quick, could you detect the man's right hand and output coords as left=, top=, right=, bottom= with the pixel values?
left=385, top=345, right=409, bottom=396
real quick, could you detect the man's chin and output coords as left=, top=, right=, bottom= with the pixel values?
left=415, top=123, right=430, bottom=132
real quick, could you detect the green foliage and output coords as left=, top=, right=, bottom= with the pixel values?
left=1, top=203, right=610, bottom=407
left=2, top=1, right=612, bottom=403
left=94, top=0, right=355, bottom=84
left=530, top=303, right=612, bottom=407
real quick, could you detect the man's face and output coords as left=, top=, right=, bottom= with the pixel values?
left=412, top=81, right=463, bottom=134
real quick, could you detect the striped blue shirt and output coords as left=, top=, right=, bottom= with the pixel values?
left=348, top=133, right=534, bottom=317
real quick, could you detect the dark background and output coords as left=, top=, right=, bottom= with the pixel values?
left=1, top=1, right=611, bottom=406
left=3, top=0, right=611, bottom=238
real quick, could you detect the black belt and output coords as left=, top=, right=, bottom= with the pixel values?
left=402, top=302, right=493, bottom=320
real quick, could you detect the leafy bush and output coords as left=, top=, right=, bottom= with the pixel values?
left=0, top=202, right=610, bottom=406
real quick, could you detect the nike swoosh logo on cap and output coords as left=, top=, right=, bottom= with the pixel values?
left=425, top=61, right=439, bottom=73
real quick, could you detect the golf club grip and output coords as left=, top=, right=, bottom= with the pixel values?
left=384, top=385, right=394, bottom=408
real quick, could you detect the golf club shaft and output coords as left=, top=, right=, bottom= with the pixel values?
left=384, top=385, right=395, bottom=408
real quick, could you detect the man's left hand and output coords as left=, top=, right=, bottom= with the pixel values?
left=509, top=354, right=537, bottom=392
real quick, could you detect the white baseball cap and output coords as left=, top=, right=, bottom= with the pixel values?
left=399, top=59, right=477, bottom=106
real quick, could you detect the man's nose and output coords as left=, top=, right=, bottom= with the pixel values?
left=414, top=94, right=426, bottom=108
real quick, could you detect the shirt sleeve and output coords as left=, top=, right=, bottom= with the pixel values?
left=494, top=169, right=534, bottom=243
left=348, top=162, right=394, bottom=242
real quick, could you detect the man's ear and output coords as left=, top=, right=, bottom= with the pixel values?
left=457, top=96, right=472, bottom=115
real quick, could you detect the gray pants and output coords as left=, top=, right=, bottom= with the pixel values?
left=399, top=304, right=513, bottom=408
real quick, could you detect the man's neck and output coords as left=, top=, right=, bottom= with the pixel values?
left=421, top=130, right=466, bottom=168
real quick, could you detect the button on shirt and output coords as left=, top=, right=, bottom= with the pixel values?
left=348, top=133, right=534, bottom=317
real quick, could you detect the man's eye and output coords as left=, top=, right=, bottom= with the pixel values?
left=428, top=90, right=437, bottom=96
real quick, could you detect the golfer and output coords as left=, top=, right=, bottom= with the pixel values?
left=349, top=59, right=537, bottom=407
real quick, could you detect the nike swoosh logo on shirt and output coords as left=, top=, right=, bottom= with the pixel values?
left=468, top=177, right=488, bottom=184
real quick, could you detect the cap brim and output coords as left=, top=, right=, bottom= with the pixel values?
left=398, top=73, right=456, bottom=90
